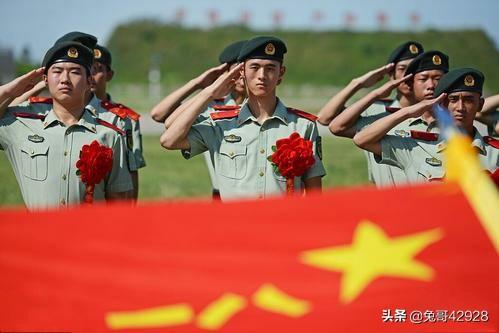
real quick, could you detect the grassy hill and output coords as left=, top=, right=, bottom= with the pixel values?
left=108, top=20, right=499, bottom=93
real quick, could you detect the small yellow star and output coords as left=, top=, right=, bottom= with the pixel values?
left=300, top=220, right=444, bottom=304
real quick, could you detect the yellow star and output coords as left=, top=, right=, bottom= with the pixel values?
left=300, top=220, right=444, bottom=304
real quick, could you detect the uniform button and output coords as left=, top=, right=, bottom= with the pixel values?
left=260, top=148, right=265, bottom=154
left=62, top=174, right=67, bottom=180
left=60, top=199, right=66, bottom=205
left=64, top=151, right=68, bottom=156
left=259, top=171, right=264, bottom=177
left=30, top=149, right=35, bottom=155
left=229, top=152, right=234, bottom=157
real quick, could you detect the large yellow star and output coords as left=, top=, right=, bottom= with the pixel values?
left=300, top=220, right=444, bottom=304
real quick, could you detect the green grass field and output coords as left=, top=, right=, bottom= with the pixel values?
left=0, top=135, right=369, bottom=207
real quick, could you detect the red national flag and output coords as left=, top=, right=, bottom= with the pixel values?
left=0, top=183, right=497, bottom=332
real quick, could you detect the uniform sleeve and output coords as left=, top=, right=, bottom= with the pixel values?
left=302, top=121, right=327, bottom=180
left=182, top=119, right=217, bottom=159
left=129, top=118, right=146, bottom=170
left=377, top=135, right=416, bottom=169
left=105, top=133, right=134, bottom=193
left=353, top=113, right=386, bottom=133
left=0, top=106, right=23, bottom=149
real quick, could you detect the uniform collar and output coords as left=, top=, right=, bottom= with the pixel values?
left=471, top=128, right=486, bottom=154
left=42, top=108, right=97, bottom=133
left=408, top=116, right=439, bottom=131
left=236, top=98, right=288, bottom=127
left=86, top=93, right=100, bottom=116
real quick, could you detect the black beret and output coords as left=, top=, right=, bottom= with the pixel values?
left=237, top=36, right=287, bottom=62
left=218, top=40, right=247, bottom=64
left=93, top=44, right=112, bottom=69
left=42, top=41, right=93, bottom=73
left=55, top=31, right=97, bottom=49
left=434, top=68, right=484, bottom=97
left=405, top=50, right=449, bottom=76
left=386, top=41, right=424, bottom=64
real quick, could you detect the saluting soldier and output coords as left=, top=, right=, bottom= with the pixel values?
left=0, top=41, right=133, bottom=209
left=160, top=36, right=326, bottom=200
left=319, top=41, right=424, bottom=187
left=151, top=40, right=248, bottom=199
left=90, top=44, right=145, bottom=200
left=353, top=68, right=498, bottom=183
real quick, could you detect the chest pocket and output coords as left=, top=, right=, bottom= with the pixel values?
left=20, top=142, right=49, bottom=181
left=216, top=143, right=247, bottom=179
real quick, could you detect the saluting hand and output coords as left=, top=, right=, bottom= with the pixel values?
left=1, top=67, right=45, bottom=99
left=402, top=93, right=447, bottom=119
left=353, top=63, right=395, bottom=89
left=195, top=63, right=229, bottom=89
left=373, top=73, right=413, bottom=99
left=206, top=63, right=244, bottom=100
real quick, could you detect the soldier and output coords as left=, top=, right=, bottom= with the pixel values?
left=0, top=41, right=133, bottom=209
left=90, top=44, right=145, bottom=200
left=329, top=49, right=448, bottom=186
left=151, top=40, right=248, bottom=199
left=160, top=36, right=326, bottom=200
left=318, top=41, right=423, bottom=187
left=353, top=68, right=498, bottom=183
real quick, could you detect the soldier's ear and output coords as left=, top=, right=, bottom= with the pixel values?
left=478, top=97, right=485, bottom=112
left=277, top=65, right=286, bottom=85
left=106, top=69, right=114, bottom=82
left=43, top=74, right=48, bottom=85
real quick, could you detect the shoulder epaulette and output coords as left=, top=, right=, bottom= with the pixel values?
left=212, top=104, right=240, bottom=111
left=287, top=108, right=318, bottom=122
left=377, top=98, right=394, bottom=104
left=210, top=109, right=240, bottom=120
left=13, top=112, right=46, bottom=120
left=410, top=130, right=439, bottom=142
left=385, top=107, right=401, bottom=113
left=101, top=101, right=140, bottom=121
left=484, top=136, right=499, bottom=149
left=96, top=118, right=125, bottom=136
left=29, top=96, right=53, bottom=104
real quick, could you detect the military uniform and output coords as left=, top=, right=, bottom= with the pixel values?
left=0, top=104, right=132, bottom=210
left=378, top=129, right=499, bottom=182
left=183, top=99, right=325, bottom=200
left=351, top=41, right=425, bottom=187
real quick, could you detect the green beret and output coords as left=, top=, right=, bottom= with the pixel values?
left=405, top=50, right=449, bottom=76
left=42, top=41, right=93, bottom=73
left=386, top=41, right=424, bottom=64
left=434, top=68, right=484, bottom=97
left=237, top=36, right=287, bottom=62
left=218, top=40, right=247, bottom=64
left=55, top=31, right=97, bottom=49
left=93, top=44, right=112, bottom=69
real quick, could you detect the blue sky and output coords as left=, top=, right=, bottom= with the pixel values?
left=1, top=0, right=498, bottom=61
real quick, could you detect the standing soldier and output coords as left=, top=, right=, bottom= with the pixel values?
left=160, top=36, right=326, bottom=200
left=353, top=68, right=498, bottom=182
left=0, top=41, right=133, bottom=209
left=318, top=41, right=424, bottom=187
left=90, top=44, right=145, bottom=200
left=151, top=40, right=248, bottom=199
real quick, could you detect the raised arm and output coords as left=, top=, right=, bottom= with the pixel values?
left=150, top=63, right=227, bottom=122
left=160, top=63, right=243, bottom=150
left=329, top=73, right=412, bottom=138
left=0, top=67, right=45, bottom=117
left=317, top=63, right=394, bottom=125
left=353, top=94, right=446, bottom=156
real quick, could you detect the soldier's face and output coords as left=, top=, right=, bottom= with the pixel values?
left=393, top=59, right=412, bottom=95
left=243, top=59, right=285, bottom=97
left=411, top=70, right=444, bottom=102
left=444, top=91, right=483, bottom=131
left=90, top=62, right=113, bottom=94
left=45, top=62, right=90, bottom=103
